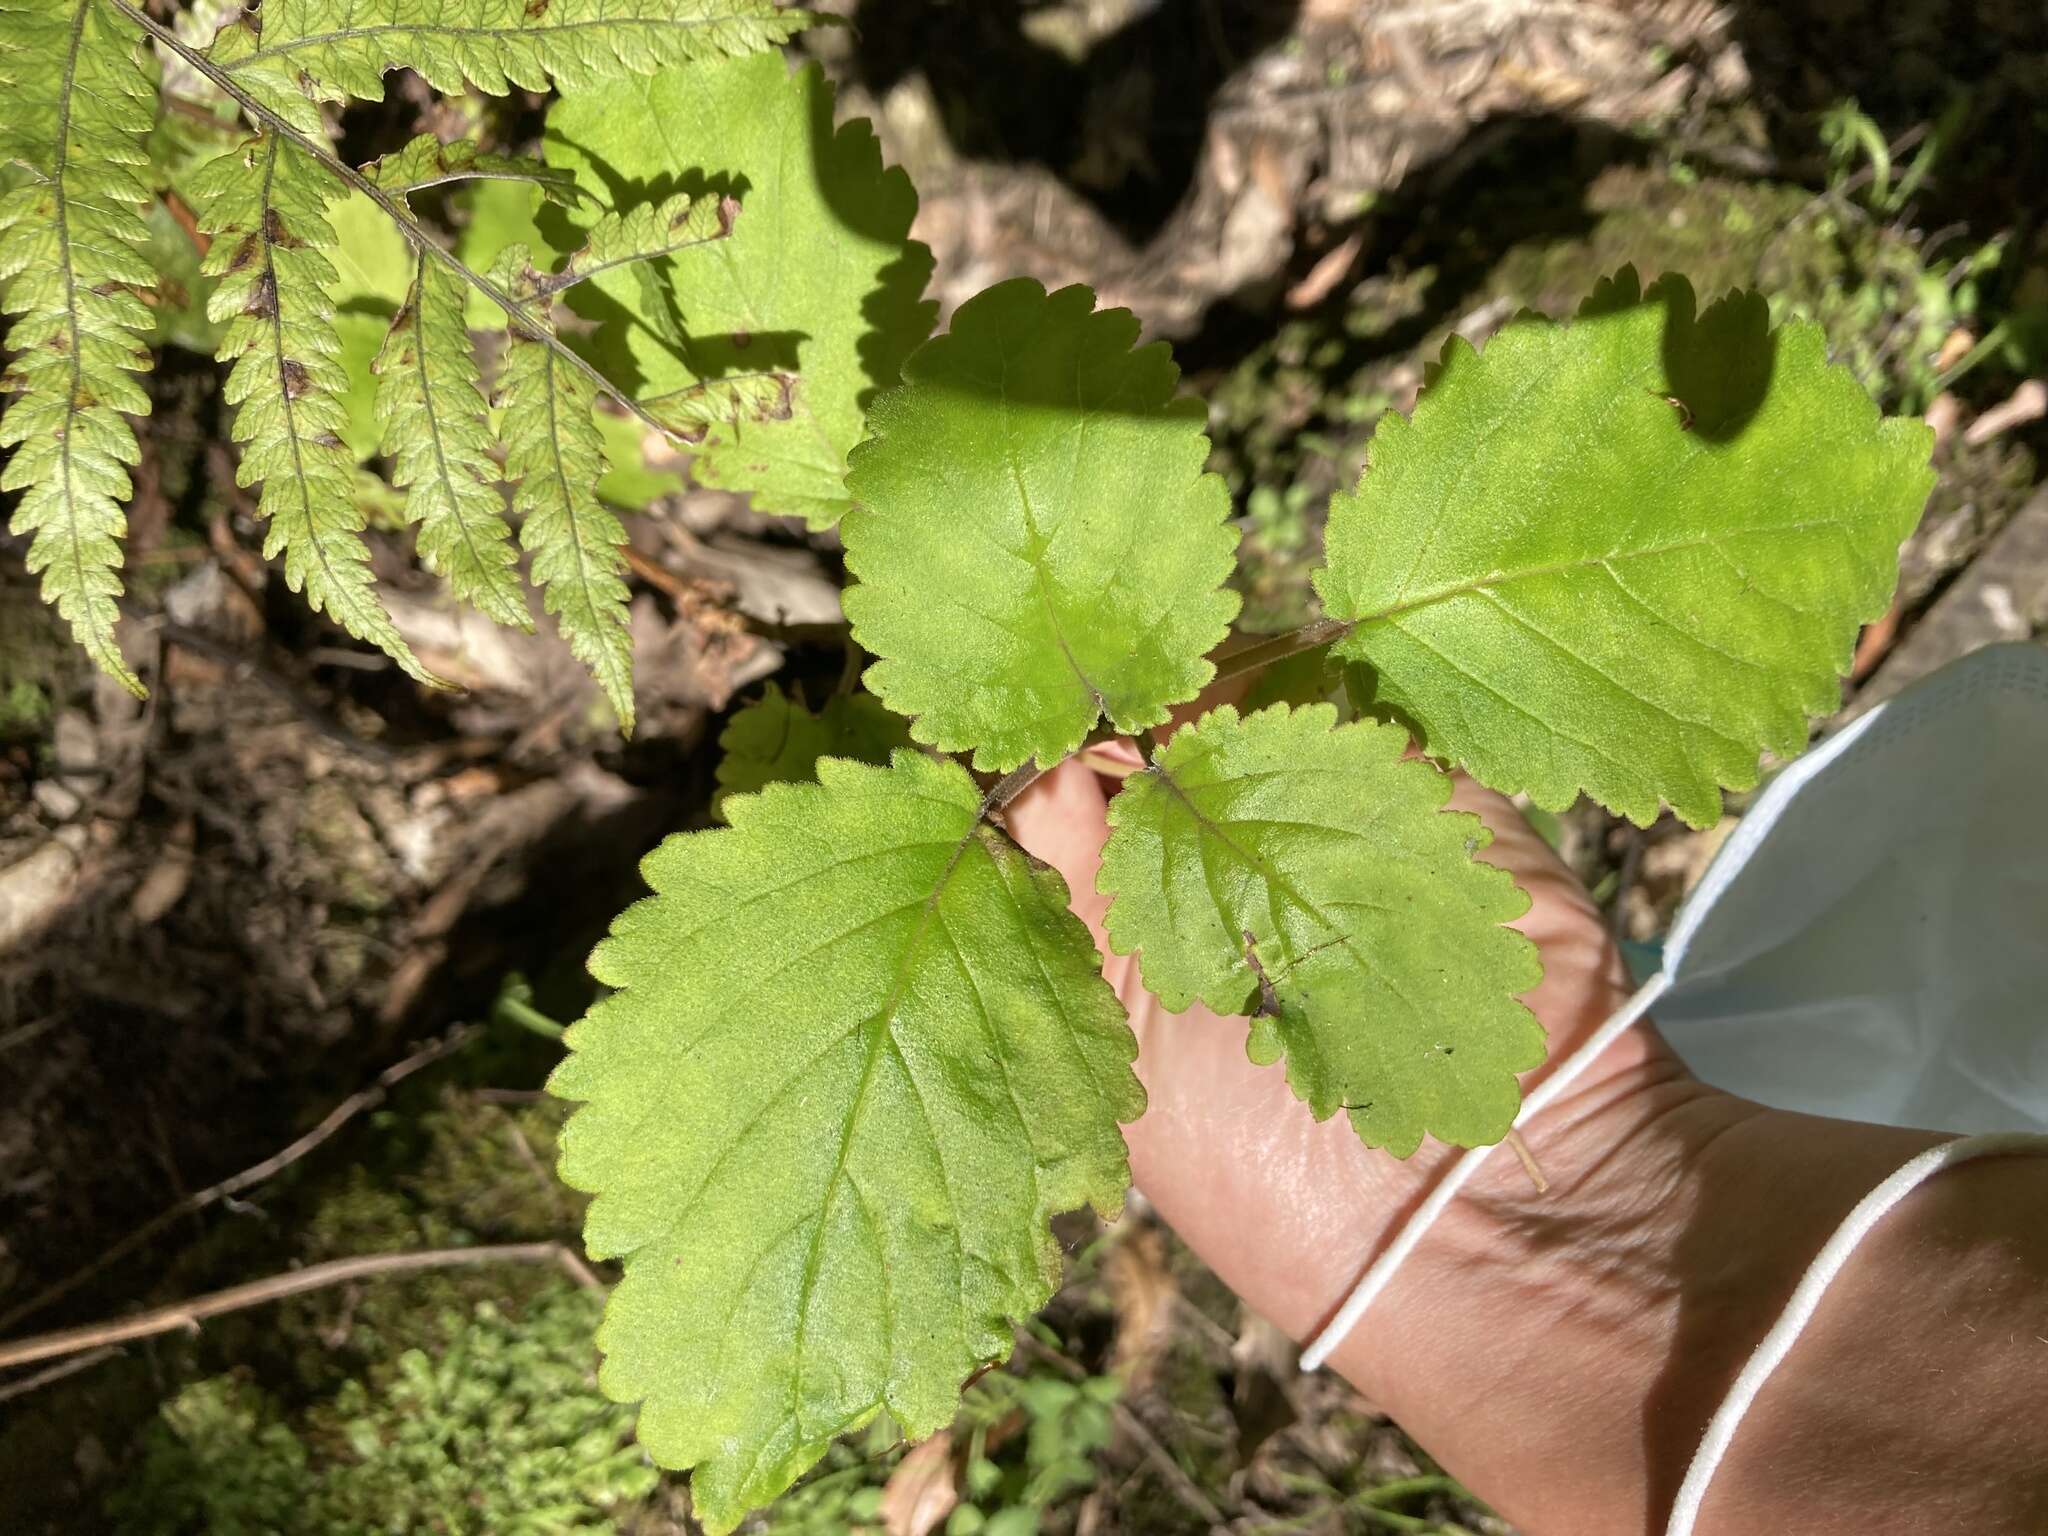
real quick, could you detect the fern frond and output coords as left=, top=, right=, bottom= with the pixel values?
left=362, top=133, right=585, bottom=207
left=493, top=246, right=636, bottom=732
left=189, top=133, right=437, bottom=683
left=374, top=253, right=530, bottom=630
left=0, top=0, right=158, bottom=698
left=206, top=0, right=810, bottom=131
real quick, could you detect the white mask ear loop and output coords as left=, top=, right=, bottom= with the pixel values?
left=1665, top=1128, right=2048, bottom=1536
left=1298, top=978, right=2048, bottom=1536
left=1299, top=969, right=1672, bottom=1372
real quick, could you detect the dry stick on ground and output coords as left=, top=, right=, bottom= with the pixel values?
left=0, top=1025, right=480, bottom=1335
left=0, top=1243, right=601, bottom=1373
left=0, top=1346, right=123, bottom=1406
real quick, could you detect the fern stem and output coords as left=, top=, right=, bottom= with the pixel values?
left=102, top=0, right=692, bottom=450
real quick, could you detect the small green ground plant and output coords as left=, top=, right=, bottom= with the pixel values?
left=5, top=5, right=1935, bottom=1531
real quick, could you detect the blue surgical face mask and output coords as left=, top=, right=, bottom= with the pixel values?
left=1653, top=641, right=2048, bottom=1136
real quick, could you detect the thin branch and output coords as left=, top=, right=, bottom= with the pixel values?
left=0, top=1244, right=600, bottom=1372
left=0, top=1346, right=123, bottom=1405
left=0, top=1026, right=479, bottom=1335
left=979, top=761, right=1047, bottom=819
left=104, top=0, right=700, bottom=450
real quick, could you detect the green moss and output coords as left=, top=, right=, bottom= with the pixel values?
left=403, top=1092, right=577, bottom=1241
left=108, top=1290, right=657, bottom=1536
left=0, top=678, right=50, bottom=741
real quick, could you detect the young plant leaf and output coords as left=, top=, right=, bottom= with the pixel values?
left=546, top=52, right=934, bottom=527
left=0, top=0, right=159, bottom=698
left=842, top=279, right=1240, bottom=772
left=190, top=134, right=436, bottom=684
left=207, top=0, right=810, bottom=134
left=1314, top=270, right=1935, bottom=827
left=374, top=253, right=531, bottom=630
left=1099, top=703, right=1543, bottom=1157
left=712, top=682, right=912, bottom=817
left=551, top=752, right=1142, bottom=1532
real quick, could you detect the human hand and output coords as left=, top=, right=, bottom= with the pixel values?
left=1003, top=717, right=2048, bottom=1536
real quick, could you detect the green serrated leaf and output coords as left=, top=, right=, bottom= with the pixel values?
left=712, top=683, right=912, bottom=817
left=550, top=751, right=1141, bottom=1532
left=1313, top=269, right=1934, bottom=827
left=1100, top=703, right=1543, bottom=1156
left=0, top=0, right=158, bottom=698
left=208, top=0, right=810, bottom=134
left=842, top=279, right=1240, bottom=773
left=190, top=134, right=435, bottom=684
left=494, top=245, right=636, bottom=731
left=545, top=52, right=934, bottom=527
left=375, top=253, right=530, bottom=630
left=361, top=133, right=586, bottom=207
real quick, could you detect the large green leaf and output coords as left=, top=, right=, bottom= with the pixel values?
left=842, top=279, right=1241, bottom=773
left=551, top=751, right=1141, bottom=1531
left=1314, top=270, right=1934, bottom=827
left=1099, top=703, right=1542, bottom=1157
left=545, top=52, right=934, bottom=527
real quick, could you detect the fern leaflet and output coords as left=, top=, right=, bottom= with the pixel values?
left=0, top=0, right=158, bottom=698
left=374, top=253, right=531, bottom=630
left=206, top=0, right=811, bottom=133
left=361, top=133, right=586, bottom=206
left=528, top=190, right=736, bottom=297
left=494, top=245, right=637, bottom=732
left=189, top=133, right=438, bottom=683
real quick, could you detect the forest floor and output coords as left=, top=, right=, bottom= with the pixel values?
left=3, top=2, right=2046, bottom=1533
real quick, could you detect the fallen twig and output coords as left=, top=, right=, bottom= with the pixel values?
left=0, top=1242, right=599, bottom=1373
left=0, top=1026, right=479, bottom=1335
left=0, top=1346, right=123, bottom=1406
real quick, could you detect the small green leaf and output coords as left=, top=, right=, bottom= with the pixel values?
left=551, top=752, right=1141, bottom=1532
left=713, top=683, right=912, bottom=817
left=546, top=53, right=934, bottom=527
left=1099, top=703, right=1543, bottom=1156
left=842, top=279, right=1240, bottom=773
left=1314, top=270, right=1934, bottom=826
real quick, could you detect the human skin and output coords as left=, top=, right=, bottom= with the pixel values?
left=1005, top=746, right=2048, bottom=1536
